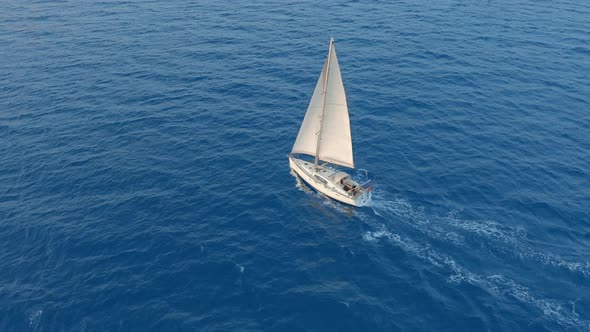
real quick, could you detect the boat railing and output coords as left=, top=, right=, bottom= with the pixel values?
left=361, top=179, right=373, bottom=188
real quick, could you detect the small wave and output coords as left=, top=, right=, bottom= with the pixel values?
left=367, top=191, right=590, bottom=278
left=520, top=251, right=590, bottom=278
left=368, top=192, right=522, bottom=245
left=28, top=309, right=43, bottom=330
left=364, top=225, right=455, bottom=270
left=484, top=275, right=590, bottom=330
left=367, top=196, right=465, bottom=246
left=363, top=224, right=590, bottom=330
left=291, top=169, right=306, bottom=192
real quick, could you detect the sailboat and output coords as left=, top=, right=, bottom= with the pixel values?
left=289, top=38, right=372, bottom=207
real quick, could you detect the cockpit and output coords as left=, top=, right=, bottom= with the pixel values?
left=332, top=172, right=359, bottom=195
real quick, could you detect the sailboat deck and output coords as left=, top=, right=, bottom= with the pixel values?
left=290, top=156, right=371, bottom=206
left=292, top=158, right=339, bottom=181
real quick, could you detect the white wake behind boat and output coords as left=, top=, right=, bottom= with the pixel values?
left=289, top=38, right=372, bottom=207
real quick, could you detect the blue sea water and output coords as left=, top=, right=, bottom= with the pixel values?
left=1, top=0, right=589, bottom=330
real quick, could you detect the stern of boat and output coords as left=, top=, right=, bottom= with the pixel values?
left=354, top=187, right=372, bottom=206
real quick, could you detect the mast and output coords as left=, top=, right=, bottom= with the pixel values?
left=314, top=38, right=334, bottom=169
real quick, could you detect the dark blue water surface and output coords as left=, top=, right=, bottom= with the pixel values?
left=1, top=0, right=590, bottom=330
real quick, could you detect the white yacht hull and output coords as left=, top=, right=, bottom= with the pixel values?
left=289, top=156, right=371, bottom=207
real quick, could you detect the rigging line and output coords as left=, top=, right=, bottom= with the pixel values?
left=314, top=38, right=334, bottom=170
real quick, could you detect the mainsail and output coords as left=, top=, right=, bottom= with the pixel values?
left=291, top=39, right=355, bottom=168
